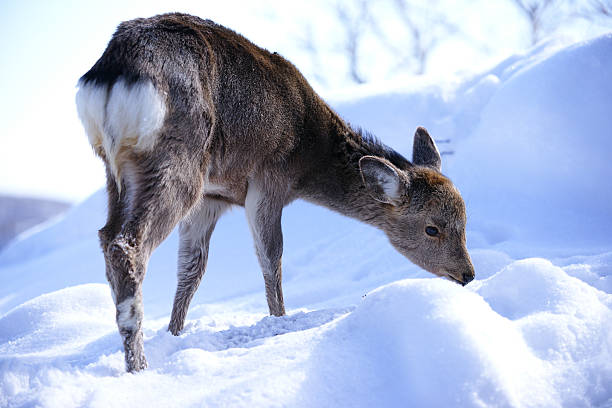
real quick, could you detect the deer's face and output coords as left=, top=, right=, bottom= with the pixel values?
left=359, top=127, right=475, bottom=286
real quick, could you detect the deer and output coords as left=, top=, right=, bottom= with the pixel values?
left=76, top=12, right=475, bottom=372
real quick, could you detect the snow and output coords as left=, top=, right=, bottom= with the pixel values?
left=1, top=35, right=611, bottom=407
left=449, top=35, right=612, bottom=255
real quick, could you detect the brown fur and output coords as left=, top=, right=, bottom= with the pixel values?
left=76, top=13, right=474, bottom=372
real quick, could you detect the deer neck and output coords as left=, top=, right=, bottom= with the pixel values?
left=297, top=121, right=406, bottom=229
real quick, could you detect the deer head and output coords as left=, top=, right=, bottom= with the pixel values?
left=359, top=127, right=475, bottom=285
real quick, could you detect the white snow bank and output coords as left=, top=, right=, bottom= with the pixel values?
left=0, top=284, right=115, bottom=359
left=294, top=259, right=612, bottom=407
left=448, top=34, right=612, bottom=255
left=558, top=251, right=612, bottom=294
left=1, top=258, right=610, bottom=407
left=295, top=278, right=557, bottom=407
left=0, top=282, right=348, bottom=407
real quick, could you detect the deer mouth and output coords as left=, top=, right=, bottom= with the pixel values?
left=445, top=273, right=466, bottom=286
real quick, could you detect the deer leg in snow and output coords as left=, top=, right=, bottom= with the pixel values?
left=168, top=198, right=229, bottom=335
left=104, top=158, right=202, bottom=372
left=245, top=181, right=286, bottom=316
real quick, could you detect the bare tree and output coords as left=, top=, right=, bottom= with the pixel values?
left=575, top=0, right=612, bottom=24
left=336, top=0, right=370, bottom=84
left=388, top=0, right=458, bottom=75
left=511, top=0, right=560, bottom=45
left=592, top=0, right=612, bottom=16
left=295, top=0, right=612, bottom=87
left=511, top=0, right=612, bottom=45
left=296, top=23, right=329, bottom=87
left=328, top=0, right=458, bottom=84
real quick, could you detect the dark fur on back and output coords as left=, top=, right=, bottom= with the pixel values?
left=350, top=126, right=411, bottom=170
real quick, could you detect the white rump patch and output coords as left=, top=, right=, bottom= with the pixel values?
left=75, top=83, right=107, bottom=150
left=75, top=78, right=167, bottom=185
left=104, top=79, right=167, bottom=154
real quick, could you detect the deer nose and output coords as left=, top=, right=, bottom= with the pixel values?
left=462, top=271, right=474, bottom=285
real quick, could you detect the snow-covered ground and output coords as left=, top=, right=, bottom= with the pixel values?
left=1, top=34, right=611, bottom=407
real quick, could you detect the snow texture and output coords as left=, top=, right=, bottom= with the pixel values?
left=1, top=35, right=611, bottom=407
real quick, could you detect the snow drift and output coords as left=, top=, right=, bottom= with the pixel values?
left=1, top=261, right=610, bottom=407
left=449, top=34, right=612, bottom=255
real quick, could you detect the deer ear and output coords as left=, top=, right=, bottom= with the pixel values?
left=359, top=156, right=404, bottom=204
left=412, top=126, right=441, bottom=172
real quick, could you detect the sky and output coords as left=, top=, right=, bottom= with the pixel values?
left=0, top=0, right=606, bottom=203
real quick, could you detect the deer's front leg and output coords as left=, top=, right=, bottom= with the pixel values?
left=245, top=181, right=286, bottom=316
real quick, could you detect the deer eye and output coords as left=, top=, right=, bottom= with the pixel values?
left=425, top=226, right=439, bottom=237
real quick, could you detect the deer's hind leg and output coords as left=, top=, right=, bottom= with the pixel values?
left=99, top=167, right=126, bottom=295
left=101, top=154, right=203, bottom=372
left=168, top=198, right=229, bottom=335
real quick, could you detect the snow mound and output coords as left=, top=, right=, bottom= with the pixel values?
left=479, top=258, right=610, bottom=319
left=295, top=261, right=612, bottom=407
left=1, top=260, right=611, bottom=407
left=296, top=279, right=554, bottom=407
left=0, top=284, right=115, bottom=359
left=559, top=251, right=612, bottom=294
left=449, top=34, right=612, bottom=254
left=0, top=284, right=348, bottom=407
